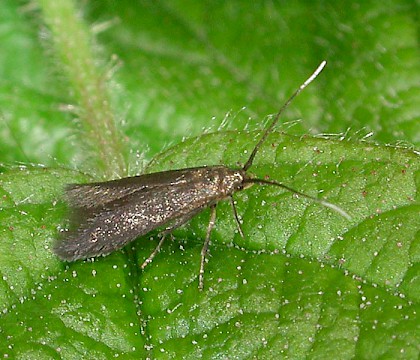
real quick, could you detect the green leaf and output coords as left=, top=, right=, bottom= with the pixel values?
left=1, top=133, right=418, bottom=358
left=1, top=0, right=419, bottom=359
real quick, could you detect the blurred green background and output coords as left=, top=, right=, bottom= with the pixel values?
left=1, top=1, right=418, bottom=171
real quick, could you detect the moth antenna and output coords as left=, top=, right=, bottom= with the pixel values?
left=245, top=178, right=351, bottom=220
left=243, top=60, right=327, bottom=171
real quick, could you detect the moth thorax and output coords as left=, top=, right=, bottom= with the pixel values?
left=218, top=167, right=245, bottom=196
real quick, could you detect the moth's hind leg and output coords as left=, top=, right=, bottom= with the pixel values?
left=140, top=209, right=201, bottom=270
left=140, top=234, right=168, bottom=270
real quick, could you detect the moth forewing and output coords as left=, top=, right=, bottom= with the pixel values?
left=55, top=60, right=349, bottom=290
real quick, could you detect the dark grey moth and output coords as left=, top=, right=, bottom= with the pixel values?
left=54, top=61, right=350, bottom=290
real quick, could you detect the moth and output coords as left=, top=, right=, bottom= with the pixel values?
left=54, top=61, right=350, bottom=290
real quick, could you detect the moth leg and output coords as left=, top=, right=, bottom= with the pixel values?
left=199, top=204, right=217, bottom=291
left=140, top=234, right=167, bottom=270
left=140, top=209, right=202, bottom=270
left=229, top=196, right=244, bottom=238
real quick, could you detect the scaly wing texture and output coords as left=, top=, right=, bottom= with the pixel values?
left=55, top=168, right=222, bottom=261
left=65, top=167, right=209, bottom=208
